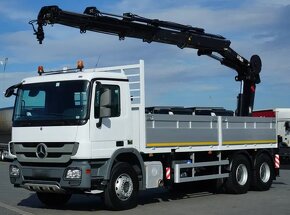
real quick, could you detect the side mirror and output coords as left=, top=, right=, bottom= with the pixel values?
left=97, top=87, right=112, bottom=128
left=5, top=83, right=22, bottom=97
left=5, top=87, right=15, bottom=98
left=99, top=88, right=112, bottom=118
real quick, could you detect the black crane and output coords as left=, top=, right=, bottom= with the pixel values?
left=30, top=5, right=262, bottom=116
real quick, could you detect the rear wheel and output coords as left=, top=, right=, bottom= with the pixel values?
left=104, top=162, right=139, bottom=210
left=225, top=154, right=251, bottom=194
left=36, top=192, right=71, bottom=207
left=252, top=154, right=274, bottom=191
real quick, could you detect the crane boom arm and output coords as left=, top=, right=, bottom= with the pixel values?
left=31, top=5, right=262, bottom=116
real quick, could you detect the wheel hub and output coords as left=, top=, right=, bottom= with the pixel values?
left=236, top=164, right=248, bottom=186
left=260, top=162, right=270, bottom=183
left=115, top=173, right=133, bottom=201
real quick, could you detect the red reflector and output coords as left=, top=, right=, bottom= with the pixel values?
left=166, top=167, right=171, bottom=180
left=275, top=154, right=280, bottom=169
left=251, top=85, right=255, bottom=93
left=85, top=169, right=91, bottom=174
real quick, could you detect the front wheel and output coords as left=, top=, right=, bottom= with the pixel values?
left=225, top=154, right=251, bottom=194
left=104, top=162, right=139, bottom=210
left=252, top=154, right=274, bottom=191
left=36, top=192, right=71, bottom=207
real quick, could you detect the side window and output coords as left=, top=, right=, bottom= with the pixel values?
left=94, top=84, right=120, bottom=118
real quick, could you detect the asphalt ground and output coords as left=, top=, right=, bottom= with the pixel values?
left=0, top=161, right=289, bottom=215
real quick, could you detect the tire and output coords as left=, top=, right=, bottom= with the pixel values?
left=0, top=151, right=2, bottom=161
left=252, top=154, right=274, bottom=191
left=104, top=162, right=139, bottom=210
left=225, top=154, right=251, bottom=194
left=36, top=192, right=71, bottom=207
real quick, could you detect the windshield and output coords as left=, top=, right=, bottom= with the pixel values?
left=13, top=80, right=90, bottom=126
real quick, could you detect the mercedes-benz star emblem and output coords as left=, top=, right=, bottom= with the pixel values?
left=36, top=143, right=48, bottom=159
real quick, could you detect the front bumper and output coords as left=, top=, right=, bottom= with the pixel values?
left=10, top=160, right=100, bottom=193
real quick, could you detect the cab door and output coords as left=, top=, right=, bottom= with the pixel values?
left=89, top=80, right=130, bottom=158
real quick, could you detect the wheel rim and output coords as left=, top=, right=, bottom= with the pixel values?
left=115, top=173, right=134, bottom=201
left=236, top=164, right=248, bottom=186
left=260, top=162, right=271, bottom=183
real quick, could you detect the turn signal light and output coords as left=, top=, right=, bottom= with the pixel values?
left=38, top=66, right=44, bottom=75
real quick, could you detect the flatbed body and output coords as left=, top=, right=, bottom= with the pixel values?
left=145, top=114, right=276, bottom=152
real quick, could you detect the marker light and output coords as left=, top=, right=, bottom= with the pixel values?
left=38, top=66, right=44, bottom=75
left=77, top=60, right=84, bottom=71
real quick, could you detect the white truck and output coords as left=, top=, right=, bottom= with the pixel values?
left=6, top=60, right=277, bottom=210
left=4, top=6, right=278, bottom=210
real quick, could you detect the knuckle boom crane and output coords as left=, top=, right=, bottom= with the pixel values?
left=31, top=5, right=262, bottom=116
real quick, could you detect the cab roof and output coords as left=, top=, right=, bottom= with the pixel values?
left=22, top=68, right=128, bottom=84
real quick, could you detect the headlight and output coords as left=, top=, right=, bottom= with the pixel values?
left=10, top=165, right=20, bottom=177
left=65, top=168, right=82, bottom=179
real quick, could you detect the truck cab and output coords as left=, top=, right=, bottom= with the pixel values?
left=8, top=61, right=145, bottom=205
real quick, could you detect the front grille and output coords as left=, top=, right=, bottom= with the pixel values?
left=13, top=142, right=78, bottom=163
left=23, top=142, right=66, bottom=148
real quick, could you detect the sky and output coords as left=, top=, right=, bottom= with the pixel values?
left=0, top=0, right=290, bottom=111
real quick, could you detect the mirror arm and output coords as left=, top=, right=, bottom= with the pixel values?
left=96, top=117, right=103, bottom=128
left=96, top=81, right=102, bottom=89
left=95, top=81, right=103, bottom=128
